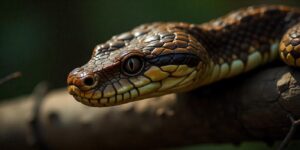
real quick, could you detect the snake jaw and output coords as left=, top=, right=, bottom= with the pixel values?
left=67, top=65, right=199, bottom=107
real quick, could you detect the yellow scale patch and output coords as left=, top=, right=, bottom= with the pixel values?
left=161, top=65, right=178, bottom=72
left=228, top=60, right=244, bottom=77
left=179, top=71, right=197, bottom=86
left=117, top=79, right=134, bottom=94
left=158, top=76, right=186, bottom=91
left=159, top=65, right=196, bottom=91
left=286, top=53, right=296, bottom=66
left=84, top=91, right=94, bottom=99
left=171, top=65, right=194, bottom=77
left=219, top=63, right=229, bottom=79
left=103, top=85, right=116, bottom=97
left=210, top=65, right=220, bottom=82
left=144, top=66, right=169, bottom=81
left=92, top=91, right=102, bottom=99
left=142, top=64, right=197, bottom=92
left=138, top=82, right=161, bottom=95
left=129, top=76, right=151, bottom=88
left=286, top=45, right=293, bottom=52
left=245, top=51, right=262, bottom=71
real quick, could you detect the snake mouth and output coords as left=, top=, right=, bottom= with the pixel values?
left=67, top=84, right=148, bottom=107
left=67, top=80, right=165, bottom=107
left=68, top=64, right=199, bottom=107
left=67, top=85, right=109, bottom=107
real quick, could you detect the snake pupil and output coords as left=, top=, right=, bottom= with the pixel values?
left=83, top=77, right=94, bottom=86
left=128, top=59, right=135, bottom=71
left=123, top=56, right=144, bottom=76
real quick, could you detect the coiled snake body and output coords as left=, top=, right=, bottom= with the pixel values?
left=67, top=5, right=300, bottom=107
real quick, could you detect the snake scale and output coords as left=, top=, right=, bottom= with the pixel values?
left=67, top=5, right=300, bottom=107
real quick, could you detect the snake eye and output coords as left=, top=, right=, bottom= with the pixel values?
left=83, top=77, right=95, bottom=86
left=123, top=56, right=144, bottom=76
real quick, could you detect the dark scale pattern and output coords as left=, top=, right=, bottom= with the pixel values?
left=198, top=5, right=300, bottom=65
left=147, top=53, right=200, bottom=67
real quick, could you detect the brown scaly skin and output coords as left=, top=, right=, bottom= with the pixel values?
left=68, top=5, right=300, bottom=107
left=280, top=23, right=300, bottom=65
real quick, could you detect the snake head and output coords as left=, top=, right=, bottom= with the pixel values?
left=67, top=23, right=209, bottom=107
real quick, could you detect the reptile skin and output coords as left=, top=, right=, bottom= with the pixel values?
left=67, top=5, right=300, bottom=107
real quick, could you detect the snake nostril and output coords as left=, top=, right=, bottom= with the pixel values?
left=83, top=77, right=95, bottom=86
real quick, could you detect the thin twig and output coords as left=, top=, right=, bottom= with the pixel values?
left=295, top=120, right=300, bottom=125
left=278, top=114, right=299, bottom=150
left=0, top=72, right=22, bottom=85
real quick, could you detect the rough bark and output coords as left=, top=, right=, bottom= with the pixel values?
left=0, top=66, right=299, bottom=150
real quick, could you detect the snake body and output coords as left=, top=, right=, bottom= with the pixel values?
left=67, top=5, right=300, bottom=107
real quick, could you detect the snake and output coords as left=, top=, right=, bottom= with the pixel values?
left=67, top=5, right=300, bottom=107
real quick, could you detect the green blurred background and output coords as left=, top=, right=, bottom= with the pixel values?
left=1, top=0, right=300, bottom=149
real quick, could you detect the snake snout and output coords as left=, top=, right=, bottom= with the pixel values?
left=67, top=67, right=99, bottom=91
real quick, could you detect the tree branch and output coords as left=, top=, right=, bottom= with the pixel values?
left=0, top=71, right=22, bottom=85
left=0, top=66, right=299, bottom=149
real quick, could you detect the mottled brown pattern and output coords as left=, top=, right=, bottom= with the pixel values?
left=280, top=22, right=300, bottom=65
left=68, top=5, right=300, bottom=107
